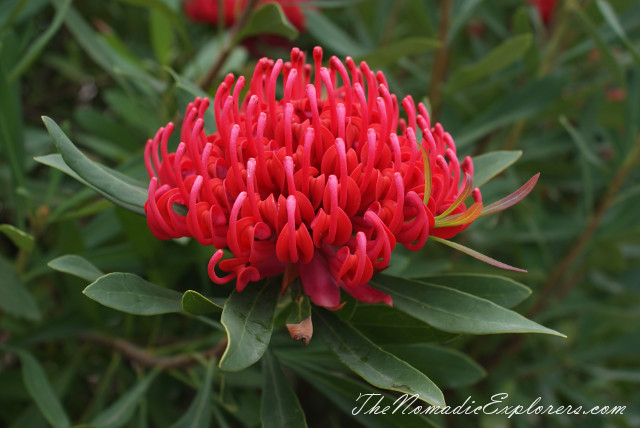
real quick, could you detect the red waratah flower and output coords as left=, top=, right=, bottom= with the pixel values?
left=184, top=0, right=306, bottom=31
left=530, top=0, right=557, bottom=26
left=144, top=47, right=484, bottom=309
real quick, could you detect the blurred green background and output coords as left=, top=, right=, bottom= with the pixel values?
left=1, top=0, right=639, bottom=427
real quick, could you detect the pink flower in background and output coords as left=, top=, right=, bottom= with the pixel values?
left=184, top=0, right=307, bottom=30
left=144, top=47, right=482, bottom=308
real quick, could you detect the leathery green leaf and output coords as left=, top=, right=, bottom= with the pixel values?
left=382, top=344, right=486, bottom=389
left=219, top=278, right=279, bottom=371
left=83, top=272, right=183, bottom=315
left=471, top=150, right=522, bottom=187
left=349, top=305, right=457, bottom=345
left=314, top=309, right=445, bottom=408
left=417, top=274, right=531, bottom=308
left=42, top=116, right=147, bottom=215
left=261, top=350, right=307, bottom=428
left=48, top=254, right=105, bottom=283
left=282, top=359, right=438, bottom=428
left=182, top=290, right=224, bottom=315
left=234, top=3, right=298, bottom=43
left=371, top=275, right=565, bottom=336
left=6, top=347, right=71, bottom=428
left=0, top=223, right=34, bottom=252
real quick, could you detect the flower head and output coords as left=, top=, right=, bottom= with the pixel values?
left=530, top=0, right=557, bottom=26
left=144, top=47, right=482, bottom=308
left=184, top=0, right=306, bottom=30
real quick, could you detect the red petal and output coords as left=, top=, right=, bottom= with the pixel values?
left=298, top=253, right=341, bottom=308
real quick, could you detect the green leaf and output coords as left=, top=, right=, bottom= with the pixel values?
left=282, top=358, right=438, bottom=428
left=304, top=10, right=367, bottom=57
left=446, top=0, right=484, bottom=43
left=219, top=279, right=280, bottom=371
left=350, top=305, right=457, bottom=345
left=8, top=0, right=72, bottom=81
left=471, top=150, right=522, bottom=187
left=371, top=274, right=565, bottom=336
left=169, top=359, right=215, bottom=428
left=261, top=351, right=307, bottom=428
left=572, top=5, right=625, bottom=86
left=42, top=116, right=147, bottom=215
left=181, top=290, right=224, bottom=315
left=358, top=37, right=440, bottom=67
left=58, top=3, right=164, bottom=92
left=445, top=34, right=532, bottom=94
left=90, top=370, right=159, bottom=428
left=417, top=274, right=531, bottom=308
left=0, top=31, right=26, bottom=228
left=559, top=116, right=602, bottom=167
left=596, top=0, right=640, bottom=67
left=8, top=347, right=71, bottom=428
left=314, top=309, right=445, bottom=408
left=150, top=8, right=173, bottom=66
left=35, top=153, right=84, bottom=182
left=117, top=0, right=190, bottom=50
left=234, top=3, right=298, bottom=43
left=0, top=224, right=34, bottom=252
left=83, top=273, right=183, bottom=315
left=0, top=256, right=41, bottom=321
left=383, top=344, right=486, bottom=389
left=284, top=294, right=311, bottom=325
left=456, top=74, right=566, bottom=148
left=48, top=254, right=105, bottom=283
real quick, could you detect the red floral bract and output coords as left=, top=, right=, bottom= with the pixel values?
left=144, top=47, right=482, bottom=308
left=184, top=0, right=306, bottom=30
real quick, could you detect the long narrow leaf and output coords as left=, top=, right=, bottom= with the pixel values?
left=90, top=370, right=159, bottom=428
left=371, top=275, right=565, bottom=336
left=261, top=350, right=307, bottom=428
left=430, top=236, right=527, bottom=272
left=559, top=116, right=602, bottom=166
left=169, top=360, right=215, bottom=428
left=42, top=117, right=147, bottom=214
left=5, top=347, right=72, bottom=428
left=314, top=309, right=445, bottom=408
left=9, top=0, right=72, bottom=81
left=471, top=150, right=522, bottom=187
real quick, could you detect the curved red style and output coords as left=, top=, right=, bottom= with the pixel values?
left=144, top=47, right=482, bottom=308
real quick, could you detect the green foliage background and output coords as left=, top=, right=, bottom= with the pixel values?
left=1, top=0, right=639, bottom=427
